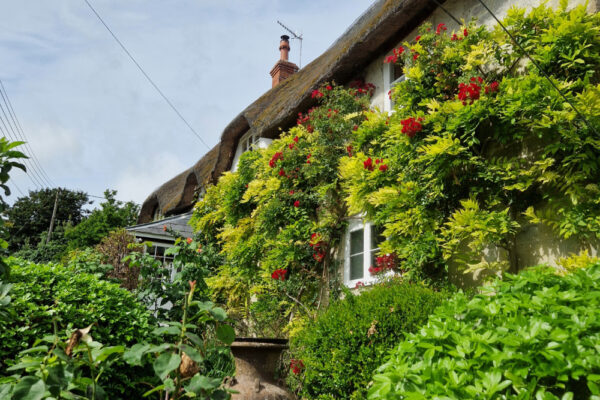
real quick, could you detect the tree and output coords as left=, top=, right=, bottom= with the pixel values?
left=64, top=190, right=139, bottom=250
left=5, top=188, right=90, bottom=252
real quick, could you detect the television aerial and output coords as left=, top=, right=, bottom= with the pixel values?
left=277, top=20, right=303, bottom=68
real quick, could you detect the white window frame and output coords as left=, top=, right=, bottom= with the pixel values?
left=383, top=61, right=406, bottom=113
left=343, top=218, right=384, bottom=288
left=231, top=132, right=273, bottom=172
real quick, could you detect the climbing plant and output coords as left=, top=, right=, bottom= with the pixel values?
left=191, top=83, right=372, bottom=335
left=340, top=2, right=600, bottom=280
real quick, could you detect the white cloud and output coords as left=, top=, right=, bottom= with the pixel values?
left=1, top=0, right=372, bottom=208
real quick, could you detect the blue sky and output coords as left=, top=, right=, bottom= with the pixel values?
left=0, top=0, right=371, bottom=207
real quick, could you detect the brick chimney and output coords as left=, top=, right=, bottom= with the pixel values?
left=270, top=35, right=299, bottom=88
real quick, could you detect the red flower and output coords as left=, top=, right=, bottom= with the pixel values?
left=163, top=225, right=167, bottom=232
left=313, top=251, right=325, bottom=262
left=186, top=237, right=193, bottom=244
left=289, top=190, right=295, bottom=195
left=458, top=79, right=482, bottom=105
left=196, top=245, right=202, bottom=253
left=306, top=124, right=314, bottom=133
left=294, top=200, right=300, bottom=207
left=415, top=35, right=421, bottom=42
left=269, top=151, right=283, bottom=168
left=400, top=117, right=424, bottom=138
left=271, top=269, right=287, bottom=281
left=293, top=136, right=299, bottom=143
left=354, top=281, right=365, bottom=289
left=311, top=89, right=323, bottom=98
left=352, top=125, right=358, bottom=131
left=326, top=85, right=332, bottom=91
left=289, top=143, right=295, bottom=150
left=412, top=53, right=419, bottom=61
left=383, top=46, right=404, bottom=64
left=346, top=145, right=353, bottom=157
left=436, top=23, right=447, bottom=35
left=279, top=169, right=286, bottom=177
left=290, top=359, right=304, bottom=375
left=379, top=164, right=388, bottom=172
left=485, top=81, right=500, bottom=94
left=363, top=157, right=374, bottom=171
left=451, top=33, right=458, bottom=41
left=463, top=28, right=468, bottom=37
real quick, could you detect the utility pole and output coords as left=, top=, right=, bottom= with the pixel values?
left=46, top=189, right=59, bottom=244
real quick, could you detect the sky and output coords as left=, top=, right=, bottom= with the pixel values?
left=0, top=0, right=372, bottom=208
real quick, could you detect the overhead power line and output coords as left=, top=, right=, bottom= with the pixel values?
left=83, top=0, right=211, bottom=149
left=0, top=80, right=56, bottom=187
left=0, top=113, right=45, bottom=189
left=0, top=80, right=55, bottom=188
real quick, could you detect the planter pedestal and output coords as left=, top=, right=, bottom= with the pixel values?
left=228, top=338, right=295, bottom=400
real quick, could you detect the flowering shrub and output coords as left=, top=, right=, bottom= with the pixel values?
left=288, top=279, right=447, bottom=399
left=191, top=83, right=370, bottom=336
left=370, top=263, right=600, bottom=399
left=340, top=4, right=600, bottom=281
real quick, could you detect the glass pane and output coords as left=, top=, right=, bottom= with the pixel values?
left=370, top=249, right=379, bottom=270
left=350, top=254, right=363, bottom=280
left=350, top=229, right=364, bottom=256
left=370, top=226, right=385, bottom=250
left=393, top=64, right=404, bottom=81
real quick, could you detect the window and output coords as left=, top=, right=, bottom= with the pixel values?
left=231, top=132, right=273, bottom=172
left=344, top=218, right=386, bottom=287
left=240, top=132, right=259, bottom=153
left=383, top=58, right=406, bottom=113
left=146, top=244, right=176, bottom=281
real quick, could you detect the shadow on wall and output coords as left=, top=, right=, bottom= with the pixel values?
left=516, top=223, right=599, bottom=269
left=450, top=222, right=599, bottom=289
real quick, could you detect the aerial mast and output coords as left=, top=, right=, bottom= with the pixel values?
left=277, top=20, right=303, bottom=68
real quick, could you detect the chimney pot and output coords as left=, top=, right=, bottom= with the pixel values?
left=270, top=34, right=298, bottom=88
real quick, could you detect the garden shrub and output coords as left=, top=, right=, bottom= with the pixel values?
left=0, top=257, right=155, bottom=397
left=370, top=263, right=600, bottom=399
left=288, top=279, right=448, bottom=399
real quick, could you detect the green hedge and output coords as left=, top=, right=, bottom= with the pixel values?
left=370, top=264, right=600, bottom=399
left=289, top=279, right=448, bottom=399
left=0, top=258, right=155, bottom=396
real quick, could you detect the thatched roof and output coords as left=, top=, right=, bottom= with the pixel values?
left=138, top=144, right=220, bottom=223
left=138, top=0, right=435, bottom=223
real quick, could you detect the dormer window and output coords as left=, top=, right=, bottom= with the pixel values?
left=231, top=132, right=273, bottom=171
left=383, top=58, right=406, bottom=113
left=240, top=132, right=260, bottom=153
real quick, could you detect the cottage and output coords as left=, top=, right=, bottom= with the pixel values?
left=130, top=0, right=599, bottom=286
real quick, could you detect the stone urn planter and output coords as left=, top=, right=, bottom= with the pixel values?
left=228, top=338, right=295, bottom=400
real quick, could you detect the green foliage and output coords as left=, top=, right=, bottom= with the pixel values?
left=125, top=235, right=212, bottom=321
left=5, top=188, right=90, bottom=252
left=0, top=137, right=27, bottom=277
left=64, top=190, right=139, bottom=250
left=123, top=281, right=234, bottom=399
left=288, top=279, right=448, bottom=399
left=369, top=263, right=600, bottom=399
left=12, top=226, right=70, bottom=264
left=340, top=5, right=600, bottom=279
left=0, top=325, right=125, bottom=400
left=191, top=83, right=372, bottom=335
left=0, top=258, right=154, bottom=397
